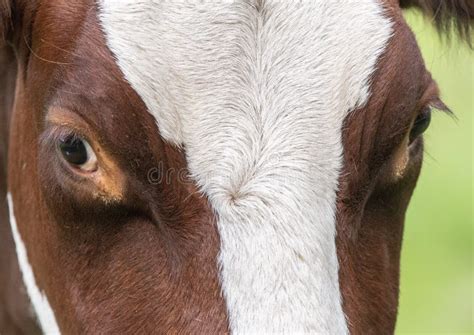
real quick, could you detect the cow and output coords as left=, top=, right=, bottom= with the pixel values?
left=0, top=0, right=472, bottom=334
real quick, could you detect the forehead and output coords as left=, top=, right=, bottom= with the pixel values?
left=98, top=0, right=395, bottom=145
left=32, top=0, right=428, bottom=120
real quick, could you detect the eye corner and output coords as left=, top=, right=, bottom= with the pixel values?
left=409, top=106, right=432, bottom=144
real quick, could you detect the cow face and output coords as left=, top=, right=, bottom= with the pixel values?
left=0, top=0, right=470, bottom=334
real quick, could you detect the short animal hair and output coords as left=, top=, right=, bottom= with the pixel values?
left=0, top=0, right=12, bottom=45
left=1, top=1, right=473, bottom=46
left=400, top=0, right=474, bottom=46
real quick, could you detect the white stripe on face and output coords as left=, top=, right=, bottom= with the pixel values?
left=99, top=1, right=392, bottom=333
left=7, top=193, right=61, bottom=334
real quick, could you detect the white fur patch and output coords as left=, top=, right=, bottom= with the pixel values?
left=99, top=0, right=392, bottom=333
left=7, top=193, right=61, bottom=335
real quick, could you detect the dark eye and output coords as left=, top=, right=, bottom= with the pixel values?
left=409, top=107, right=431, bottom=143
left=58, top=135, right=97, bottom=172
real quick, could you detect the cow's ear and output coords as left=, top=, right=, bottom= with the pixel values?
left=400, top=0, right=473, bottom=46
left=1, top=0, right=13, bottom=46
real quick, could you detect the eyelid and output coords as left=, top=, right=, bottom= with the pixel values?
left=41, top=124, right=92, bottom=155
left=428, top=98, right=454, bottom=117
left=43, top=107, right=98, bottom=150
left=418, top=79, right=452, bottom=116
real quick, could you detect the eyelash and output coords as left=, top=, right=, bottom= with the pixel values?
left=41, top=125, right=98, bottom=172
left=42, top=125, right=86, bottom=146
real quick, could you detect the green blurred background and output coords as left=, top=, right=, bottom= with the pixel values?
left=395, top=11, right=473, bottom=334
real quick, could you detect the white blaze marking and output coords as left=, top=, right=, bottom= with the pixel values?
left=99, top=0, right=392, bottom=333
left=7, top=193, right=61, bottom=335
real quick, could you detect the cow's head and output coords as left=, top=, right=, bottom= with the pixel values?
left=1, top=0, right=471, bottom=334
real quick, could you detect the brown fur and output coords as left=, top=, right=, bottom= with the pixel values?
left=0, top=0, right=12, bottom=44
left=336, top=5, right=434, bottom=333
left=0, top=1, right=472, bottom=334
left=2, top=1, right=229, bottom=333
left=0, top=41, right=42, bottom=335
left=400, top=0, right=474, bottom=45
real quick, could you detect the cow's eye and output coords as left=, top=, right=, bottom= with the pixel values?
left=409, top=107, right=431, bottom=143
left=58, top=135, right=97, bottom=172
